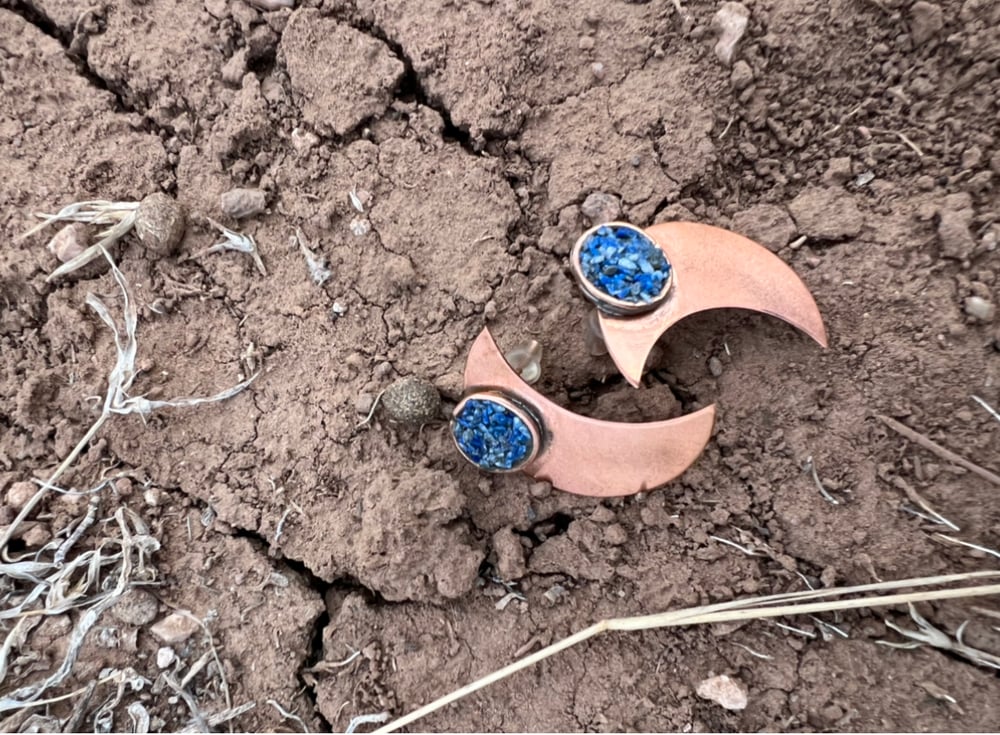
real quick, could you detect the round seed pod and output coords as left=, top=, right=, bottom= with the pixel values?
left=381, top=377, right=442, bottom=425
left=135, top=193, right=187, bottom=256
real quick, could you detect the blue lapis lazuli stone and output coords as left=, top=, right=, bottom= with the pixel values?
left=579, top=224, right=671, bottom=304
left=453, top=398, right=534, bottom=471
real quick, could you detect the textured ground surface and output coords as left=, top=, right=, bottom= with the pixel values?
left=1, top=0, right=999, bottom=730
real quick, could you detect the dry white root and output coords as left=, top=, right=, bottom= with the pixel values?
left=878, top=603, right=1000, bottom=669
left=0, top=249, right=256, bottom=728
left=19, top=195, right=186, bottom=281
left=199, top=217, right=267, bottom=275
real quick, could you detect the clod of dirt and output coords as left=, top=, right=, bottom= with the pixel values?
left=492, top=526, right=527, bottom=580
left=603, top=523, right=628, bottom=546
left=355, top=469, right=482, bottom=601
left=730, top=60, right=754, bottom=91
left=581, top=191, right=622, bottom=224
left=910, top=2, right=944, bottom=46
left=787, top=186, right=864, bottom=240
left=731, top=204, right=795, bottom=252
left=381, top=377, right=442, bottom=425
left=696, top=674, right=749, bottom=711
left=823, top=157, right=854, bottom=185
left=220, top=188, right=267, bottom=219
left=937, top=194, right=976, bottom=260
left=711, top=2, right=750, bottom=66
left=135, top=193, right=187, bottom=256
left=150, top=611, right=200, bottom=644
left=282, top=9, right=405, bottom=136
left=5, top=481, right=36, bottom=511
left=110, top=588, right=160, bottom=627
left=964, top=296, right=996, bottom=322
left=46, top=223, right=90, bottom=263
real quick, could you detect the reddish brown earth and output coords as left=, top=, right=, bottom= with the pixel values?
left=1, top=0, right=999, bottom=731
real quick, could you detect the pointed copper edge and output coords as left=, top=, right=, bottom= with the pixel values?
left=462, top=328, right=716, bottom=497
left=597, top=222, right=829, bottom=387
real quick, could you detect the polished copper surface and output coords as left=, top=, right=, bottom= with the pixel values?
left=463, top=328, right=715, bottom=497
left=597, top=222, right=829, bottom=387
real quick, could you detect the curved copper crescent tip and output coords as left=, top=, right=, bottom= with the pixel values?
left=598, top=222, right=829, bottom=387
left=464, top=328, right=716, bottom=497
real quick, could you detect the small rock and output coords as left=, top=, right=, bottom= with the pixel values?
left=22, top=524, right=50, bottom=547
left=156, top=647, right=176, bottom=669
left=291, top=127, right=320, bottom=152
left=5, top=481, right=36, bottom=511
left=355, top=392, right=375, bottom=415
left=731, top=204, right=796, bottom=252
left=529, top=481, right=552, bottom=499
left=823, top=157, right=853, bottom=185
left=204, top=0, right=228, bottom=18
left=937, top=210, right=976, bottom=260
left=964, top=296, right=996, bottom=322
left=111, top=588, right=160, bottom=626
left=787, top=186, right=864, bottom=240
left=221, top=49, right=248, bottom=86
left=730, top=60, right=754, bottom=90
left=961, top=146, right=983, bottom=170
left=331, top=302, right=348, bottom=318
left=696, top=674, right=748, bottom=711
left=708, top=356, right=724, bottom=377
left=381, top=377, right=441, bottom=425
left=590, top=506, right=616, bottom=523
left=350, top=217, right=371, bottom=236
left=143, top=488, right=165, bottom=507
left=591, top=62, right=606, bottom=80
left=492, top=527, right=527, bottom=580
left=578, top=36, right=595, bottom=51
left=220, top=188, right=267, bottom=219
left=910, top=1, right=944, bottom=46
left=150, top=611, right=200, bottom=645
left=46, top=223, right=90, bottom=263
left=581, top=191, right=622, bottom=224
left=711, top=2, right=750, bottom=66
left=603, top=523, right=628, bottom=546
left=544, top=584, right=569, bottom=604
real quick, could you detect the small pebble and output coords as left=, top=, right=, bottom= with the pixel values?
left=578, top=36, right=595, bottom=51
left=590, top=506, right=616, bottom=523
left=730, top=60, right=754, bottom=90
left=150, top=612, right=200, bottom=645
left=355, top=392, right=375, bottom=415
left=331, top=302, right=348, bottom=319
left=381, top=377, right=442, bottom=425
left=493, top=527, right=527, bottom=580
left=964, top=296, right=996, bottom=322
left=544, top=584, right=568, bottom=604
left=604, top=523, right=628, bottom=546
left=291, top=127, right=320, bottom=151
left=22, top=524, right=50, bottom=547
left=708, top=356, right=724, bottom=377
left=220, top=188, right=266, bottom=219
left=696, top=674, right=748, bottom=711
left=5, top=481, right=36, bottom=511
left=909, top=1, right=943, bottom=46
left=591, top=62, right=606, bottom=80
left=46, top=223, right=90, bottom=263
left=529, top=481, right=552, bottom=499
left=350, top=217, right=371, bottom=236
left=156, top=647, right=176, bottom=669
left=711, top=2, right=750, bottom=66
left=580, top=191, right=622, bottom=224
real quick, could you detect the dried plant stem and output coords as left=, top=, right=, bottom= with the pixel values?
left=876, top=414, right=1000, bottom=487
left=375, top=571, right=1000, bottom=733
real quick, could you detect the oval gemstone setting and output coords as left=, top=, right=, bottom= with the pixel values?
left=573, top=223, right=672, bottom=311
left=451, top=395, right=537, bottom=472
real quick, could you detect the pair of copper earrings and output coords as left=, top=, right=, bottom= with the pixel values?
left=451, top=221, right=827, bottom=497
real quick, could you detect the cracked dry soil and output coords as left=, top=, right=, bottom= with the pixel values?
left=2, top=0, right=1000, bottom=731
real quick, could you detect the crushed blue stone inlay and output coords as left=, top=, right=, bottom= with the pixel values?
left=453, top=398, right=534, bottom=471
left=578, top=225, right=671, bottom=304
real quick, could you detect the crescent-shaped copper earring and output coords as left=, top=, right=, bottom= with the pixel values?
left=569, top=221, right=828, bottom=387
left=451, top=328, right=715, bottom=497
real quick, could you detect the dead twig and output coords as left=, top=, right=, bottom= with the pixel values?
left=876, top=414, right=1000, bottom=487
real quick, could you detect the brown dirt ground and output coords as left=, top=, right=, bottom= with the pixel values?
left=2, top=0, right=1000, bottom=731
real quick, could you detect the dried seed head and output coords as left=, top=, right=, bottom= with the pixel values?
left=135, top=193, right=186, bottom=256
left=46, top=223, right=90, bottom=263
left=381, top=377, right=441, bottom=425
